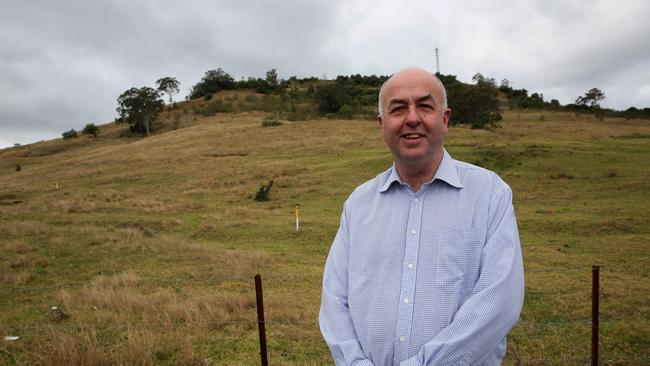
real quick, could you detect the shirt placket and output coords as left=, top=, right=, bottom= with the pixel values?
left=393, top=186, right=427, bottom=364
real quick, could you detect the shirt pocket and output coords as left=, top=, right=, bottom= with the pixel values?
left=435, top=228, right=484, bottom=294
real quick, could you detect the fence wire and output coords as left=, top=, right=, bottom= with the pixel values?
left=1, top=272, right=647, bottom=365
left=0, top=265, right=624, bottom=294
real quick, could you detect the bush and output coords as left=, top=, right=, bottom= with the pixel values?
left=261, top=116, right=282, bottom=127
left=447, top=82, right=502, bottom=129
left=82, top=123, right=99, bottom=137
left=338, top=104, right=354, bottom=119
left=62, top=129, right=78, bottom=139
left=254, top=180, right=274, bottom=201
left=188, top=68, right=235, bottom=100
left=314, top=82, right=352, bottom=115
left=15, top=163, right=21, bottom=172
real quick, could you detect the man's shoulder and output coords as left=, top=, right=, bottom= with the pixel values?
left=453, top=158, right=497, bottom=180
left=452, top=158, right=512, bottom=194
left=346, top=166, right=392, bottom=202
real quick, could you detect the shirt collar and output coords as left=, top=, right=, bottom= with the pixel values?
left=435, top=148, right=464, bottom=189
left=379, top=148, right=464, bottom=192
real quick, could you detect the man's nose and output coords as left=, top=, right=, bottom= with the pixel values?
left=405, top=105, right=420, bottom=127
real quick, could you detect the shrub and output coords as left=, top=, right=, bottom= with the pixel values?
left=255, top=180, right=274, bottom=201
left=261, top=116, right=282, bottom=127
left=338, top=104, right=354, bottom=119
left=15, top=163, right=21, bottom=172
left=188, top=68, right=235, bottom=99
left=62, top=129, right=78, bottom=139
left=82, top=123, right=99, bottom=137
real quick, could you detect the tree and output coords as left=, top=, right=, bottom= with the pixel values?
left=62, top=129, right=78, bottom=139
left=188, top=68, right=235, bottom=99
left=155, top=77, right=180, bottom=104
left=313, top=82, right=352, bottom=115
left=575, top=88, right=605, bottom=109
left=82, top=123, right=99, bottom=137
left=265, top=68, right=279, bottom=91
left=549, top=99, right=561, bottom=109
left=116, top=87, right=164, bottom=135
left=449, top=83, right=502, bottom=129
left=472, top=73, right=496, bottom=88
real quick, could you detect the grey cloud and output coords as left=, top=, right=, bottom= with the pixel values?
left=1, top=0, right=649, bottom=149
left=1, top=0, right=346, bottom=148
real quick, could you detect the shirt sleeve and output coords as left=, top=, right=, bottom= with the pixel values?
left=400, top=184, right=525, bottom=366
left=319, top=202, right=376, bottom=366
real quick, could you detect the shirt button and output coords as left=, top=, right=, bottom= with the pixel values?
left=414, top=198, right=419, bottom=202
left=404, top=298, right=410, bottom=303
left=399, top=336, right=405, bottom=342
left=408, top=263, right=414, bottom=269
left=411, top=229, right=416, bottom=235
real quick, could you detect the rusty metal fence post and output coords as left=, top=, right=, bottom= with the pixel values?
left=255, top=274, right=269, bottom=366
left=591, top=265, right=600, bottom=366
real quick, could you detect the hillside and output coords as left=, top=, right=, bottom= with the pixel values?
left=1, top=101, right=649, bottom=364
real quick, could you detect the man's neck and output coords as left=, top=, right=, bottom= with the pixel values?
left=395, top=150, right=444, bottom=192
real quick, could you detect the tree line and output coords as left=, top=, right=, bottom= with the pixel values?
left=113, top=68, right=650, bottom=137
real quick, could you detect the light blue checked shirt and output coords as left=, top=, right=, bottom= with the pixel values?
left=320, top=149, right=524, bottom=366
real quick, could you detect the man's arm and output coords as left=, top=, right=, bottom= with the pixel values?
left=401, top=184, right=525, bottom=366
left=319, top=202, right=375, bottom=366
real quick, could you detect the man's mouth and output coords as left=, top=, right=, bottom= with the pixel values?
left=402, top=133, right=424, bottom=140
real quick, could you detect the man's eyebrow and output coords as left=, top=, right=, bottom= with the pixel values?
left=387, top=98, right=408, bottom=106
left=415, top=94, right=435, bottom=104
left=388, top=94, right=436, bottom=106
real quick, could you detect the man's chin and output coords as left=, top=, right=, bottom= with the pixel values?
left=396, top=154, right=434, bottom=167
left=397, top=149, right=430, bottom=161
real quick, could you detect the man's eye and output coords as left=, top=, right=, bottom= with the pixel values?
left=420, top=104, right=434, bottom=110
left=390, top=106, right=405, bottom=113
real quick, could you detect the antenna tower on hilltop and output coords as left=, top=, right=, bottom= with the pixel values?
left=435, top=48, right=440, bottom=74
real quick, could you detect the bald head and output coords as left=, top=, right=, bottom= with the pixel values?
left=378, top=67, right=447, bottom=117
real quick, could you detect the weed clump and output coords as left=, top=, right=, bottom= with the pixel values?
left=255, top=180, right=274, bottom=201
left=261, top=116, right=282, bottom=127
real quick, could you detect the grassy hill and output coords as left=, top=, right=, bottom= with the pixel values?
left=1, top=98, right=649, bottom=364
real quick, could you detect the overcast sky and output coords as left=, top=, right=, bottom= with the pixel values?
left=1, top=0, right=649, bottom=149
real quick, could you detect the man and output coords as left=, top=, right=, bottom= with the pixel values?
left=319, top=67, right=524, bottom=366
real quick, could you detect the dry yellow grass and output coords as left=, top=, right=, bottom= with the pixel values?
left=0, top=100, right=649, bottom=364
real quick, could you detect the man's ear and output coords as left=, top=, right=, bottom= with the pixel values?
left=377, top=114, right=383, bottom=128
left=443, top=108, right=452, bottom=129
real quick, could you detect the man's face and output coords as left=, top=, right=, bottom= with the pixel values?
left=378, top=70, right=451, bottom=168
